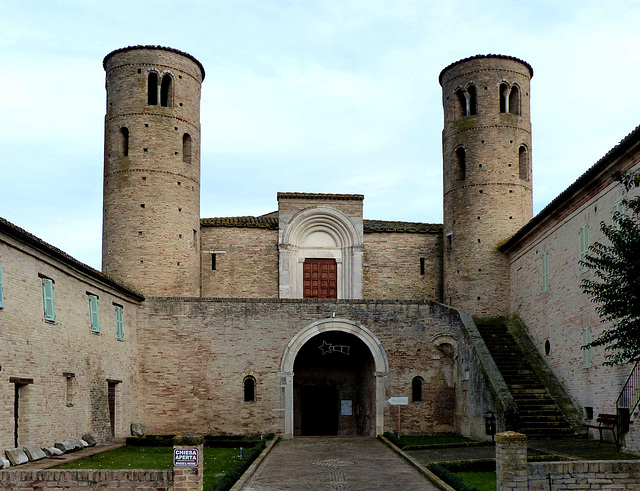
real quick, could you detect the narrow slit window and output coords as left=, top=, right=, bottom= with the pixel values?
left=579, top=224, right=590, bottom=271
left=0, top=260, right=4, bottom=309
left=120, top=127, right=129, bottom=157
left=455, top=147, right=466, bottom=180
left=518, top=146, right=528, bottom=180
left=160, top=74, right=172, bottom=107
left=243, top=376, right=256, bottom=402
left=182, top=133, right=192, bottom=163
left=499, top=83, right=509, bottom=113
left=509, top=85, right=520, bottom=115
left=412, top=377, right=423, bottom=402
left=612, top=200, right=626, bottom=230
left=148, top=72, right=158, bottom=105
left=212, top=253, right=217, bottom=270
left=541, top=250, right=549, bottom=292
left=420, top=257, right=425, bottom=275
left=468, top=85, right=477, bottom=115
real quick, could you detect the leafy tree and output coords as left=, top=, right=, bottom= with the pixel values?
left=580, top=172, right=640, bottom=365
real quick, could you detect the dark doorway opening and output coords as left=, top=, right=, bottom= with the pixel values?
left=107, top=380, right=119, bottom=438
left=11, top=377, right=33, bottom=447
left=293, top=331, right=375, bottom=437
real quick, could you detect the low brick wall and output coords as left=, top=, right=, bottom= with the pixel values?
left=528, top=461, right=640, bottom=490
left=0, top=469, right=173, bottom=489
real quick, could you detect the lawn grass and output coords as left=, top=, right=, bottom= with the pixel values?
left=455, top=471, right=496, bottom=490
left=398, top=435, right=477, bottom=446
left=54, top=446, right=241, bottom=489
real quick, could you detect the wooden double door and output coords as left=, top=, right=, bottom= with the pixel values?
left=303, top=258, right=337, bottom=299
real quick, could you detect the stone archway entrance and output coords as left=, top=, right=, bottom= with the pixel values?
left=281, top=318, right=389, bottom=438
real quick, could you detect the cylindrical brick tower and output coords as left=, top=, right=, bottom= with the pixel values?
left=440, top=55, right=533, bottom=317
left=102, top=46, right=204, bottom=296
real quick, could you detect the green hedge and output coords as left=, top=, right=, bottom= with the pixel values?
left=126, top=434, right=268, bottom=448
left=427, top=461, right=495, bottom=491
left=428, top=463, right=480, bottom=491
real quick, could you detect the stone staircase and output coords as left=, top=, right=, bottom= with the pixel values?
left=475, top=319, right=574, bottom=438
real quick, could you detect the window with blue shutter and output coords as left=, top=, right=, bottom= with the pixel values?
left=579, top=224, right=589, bottom=272
left=115, top=304, right=124, bottom=340
left=42, top=278, right=55, bottom=321
left=541, top=250, right=549, bottom=292
left=89, top=295, right=99, bottom=333
left=0, top=261, right=4, bottom=309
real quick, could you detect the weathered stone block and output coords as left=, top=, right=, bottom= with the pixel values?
left=79, top=439, right=89, bottom=447
left=82, top=433, right=97, bottom=446
left=23, top=444, right=47, bottom=461
left=42, top=446, right=63, bottom=457
left=54, top=440, right=73, bottom=453
left=5, top=448, right=29, bottom=465
left=0, top=457, right=10, bottom=468
left=131, top=422, right=146, bottom=437
left=69, top=439, right=84, bottom=450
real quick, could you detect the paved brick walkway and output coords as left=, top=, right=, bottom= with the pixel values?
left=241, top=437, right=438, bottom=490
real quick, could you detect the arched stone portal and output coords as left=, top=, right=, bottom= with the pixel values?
left=281, top=319, right=389, bottom=438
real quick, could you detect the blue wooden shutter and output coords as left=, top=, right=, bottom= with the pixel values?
left=115, top=305, right=124, bottom=339
left=89, top=295, right=99, bottom=333
left=0, top=261, right=4, bottom=309
left=43, top=278, right=55, bottom=321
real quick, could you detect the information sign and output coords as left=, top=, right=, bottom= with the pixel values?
left=173, top=448, right=198, bottom=467
left=387, top=397, right=409, bottom=405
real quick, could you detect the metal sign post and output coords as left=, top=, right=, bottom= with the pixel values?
left=388, top=397, right=409, bottom=438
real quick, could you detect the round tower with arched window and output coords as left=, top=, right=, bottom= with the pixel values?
left=102, top=46, right=205, bottom=296
left=440, top=55, right=533, bottom=317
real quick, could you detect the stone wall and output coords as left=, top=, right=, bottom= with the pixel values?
left=528, top=461, right=640, bottom=490
left=0, top=222, right=141, bottom=449
left=363, top=231, right=442, bottom=301
left=0, top=469, right=172, bottom=490
left=137, top=297, right=499, bottom=440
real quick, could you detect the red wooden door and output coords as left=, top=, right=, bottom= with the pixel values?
left=303, top=259, right=337, bottom=299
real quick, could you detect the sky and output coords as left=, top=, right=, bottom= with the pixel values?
left=1, top=1, right=639, bottom=270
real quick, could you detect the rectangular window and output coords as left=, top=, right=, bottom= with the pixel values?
left=579, top=224, right=589, bottom=272
left=212, top=253, right=217, bottom=270
left=420, top=258, right=426, bottom=275
left=42, top=277, right=55, bottom=322
left=612, top=200, right=626, bottom=230
left=582, top=326, right=592, bottom=368
left=89, top=294, right=100, bottom=333
left=0, top=260, right=4, bottom=309
left=115, top=304, right=124, bottom=340
left=541, top=250, right=549, bottom=292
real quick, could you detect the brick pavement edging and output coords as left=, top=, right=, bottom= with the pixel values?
left=230, top=437, right=279, bottom=491
left=378, top=435, right=454, bottom=490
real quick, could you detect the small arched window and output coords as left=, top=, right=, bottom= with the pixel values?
left=243, top=376, right=256, bottom=402
left=519, top=146, right=529, bottom=180
left=119, top=127, right=129, bottom=157
left=467, top=85, right=477, bottom=116
left=147, top=72, right=158, bottom=105
left=182, top=133, right=192, bottom=163
left=455, top=146, right=466, bottom=180
left=160, top=74, right=172, bottom=107
left=455, top=89, right=466, bottom=118
left=412, top=377, right=424, bottom=402
left=499, top=83, right=509, bottom=113
left=509, top=86, right=520, bottom=115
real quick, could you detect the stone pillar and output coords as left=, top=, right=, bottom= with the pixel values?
left=173, top=434, right=204, bottom=491
left=496, top=431, right=528, bottom=490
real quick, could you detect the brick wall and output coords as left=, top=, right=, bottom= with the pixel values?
left=506, top=154, right=640, bottom=446
left=0, top=469, right=172, bottom=489
left=137, top=298, right=495, bottom=438
left=528, top=461, right=640, bottom=490
left=200, top=226, right=278, bottom=298
left=363, top=231, right=442, bottom=301
left=0, top=228, right=141, bottom=449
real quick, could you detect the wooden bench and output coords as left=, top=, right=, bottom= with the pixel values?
left=584, top=413, right=618, bottom=445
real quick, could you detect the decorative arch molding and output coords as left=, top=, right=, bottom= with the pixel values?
left=279, top=206, right=363, bottom=299
left=280, top=318, right=389, bottom=437
left=432, top=333, right=459, bottom=358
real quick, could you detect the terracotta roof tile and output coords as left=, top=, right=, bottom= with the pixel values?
left=277, top=192, right=364, bottom=201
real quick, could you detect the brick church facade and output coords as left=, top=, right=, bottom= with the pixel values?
left=1, top=46, right=639, bottom=453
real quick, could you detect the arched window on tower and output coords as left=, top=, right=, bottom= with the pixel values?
left=519, top=145, right=529, bottom=180
left=160, top=74, right=172, bottom=107
left=119, top=127, right=129, bottom=157
left=147, top=72, right=158, bottom=105
left=455, top=146, right=466, bottom=180
left=412, top=376, right=424, bottom=402
left=182, top=133, right=192, bottom=163
left=509, top=85, right=520, bottom=115
left=243, top=376, right=256, bottom=402
left=455, top=89, right=466, bottom=118
left=468, top=85, right=477, bottom=115
left=499, top=83, right=509, bottom=113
